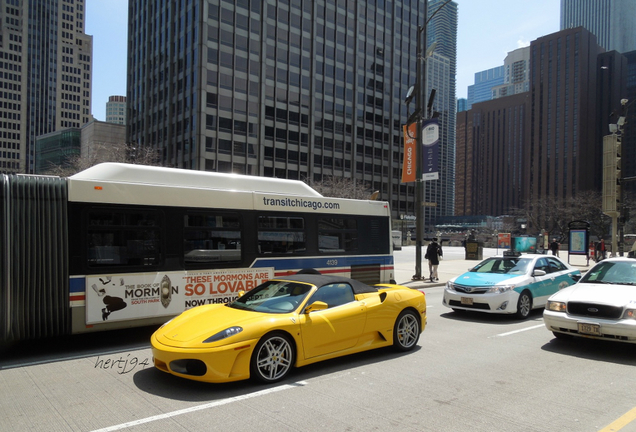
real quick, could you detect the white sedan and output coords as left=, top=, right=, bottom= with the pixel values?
left=443, top=252, right=581, bottom=319
left=544, top=257, right=636, bottom=343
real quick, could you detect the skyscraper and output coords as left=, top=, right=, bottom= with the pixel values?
left=0, top=0, right=93, bottom=174
left=526, top=27, right=606, bottom=204
left=455, top=27, right=623, bottom=224
left=561, top=0, right=636, bottom=53
left=127, top=1, right=458, bottom=223
left=106, top=96, right=126, bottom=125
left=426, top=0, right=457, bottom=220
left=466, top=66, right=504, bottom=109
left=492, top=47, right=530, bottom=99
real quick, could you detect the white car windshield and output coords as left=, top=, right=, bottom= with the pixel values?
left=470, top=257, right=532, bottom=275
left=228, top=280, right=313, bottom=313
left=580, top=261, right=636, bottom=285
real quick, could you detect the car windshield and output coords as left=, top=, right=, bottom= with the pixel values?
left=227, top=280, right=313, bottom=313
left=580, top=261, right=636, bottom=285
left=470, top=257, right=531, bottom=275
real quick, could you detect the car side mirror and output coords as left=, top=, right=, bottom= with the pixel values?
left=305, top=301, right=328, bottom=314
left=570, top=274, right=581, bottom=282
left=533, top=269, right=546, bottom=277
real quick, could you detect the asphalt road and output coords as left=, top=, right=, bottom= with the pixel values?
left=1, top=248, right=636, bottom=432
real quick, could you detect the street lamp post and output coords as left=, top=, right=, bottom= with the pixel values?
left=413, top=8, right=427, bottom=280
left=410, top=0, right=452, bottom=280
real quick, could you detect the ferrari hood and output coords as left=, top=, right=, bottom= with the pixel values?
left=158, top=304, right=270, bottom=345
left=550, top=283, right=636, bottom=306
left=452, top=272, right=524, bottom=286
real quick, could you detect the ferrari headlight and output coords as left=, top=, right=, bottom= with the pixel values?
left=203, top=326, right=243, bottom=343
left=160, top=318, right=175, bottom=328
left=487, top=285, right=514, bottom=294
left=546, top=300, right=566, bottom=312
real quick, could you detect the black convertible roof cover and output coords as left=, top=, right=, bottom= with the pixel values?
left=273, top=274, right=379, bottom=294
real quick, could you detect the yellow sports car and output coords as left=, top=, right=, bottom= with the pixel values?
left=151, top=274, right=426, bottom=383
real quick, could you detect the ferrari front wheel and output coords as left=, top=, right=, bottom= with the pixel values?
left=393, top=309, right=420, bottom=351
left=250, top=332, right=295, bottom=383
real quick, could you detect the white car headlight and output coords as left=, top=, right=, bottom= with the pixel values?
left=546, top=300, right=566, bottom=312
left=486, top=285, right=515, bottom=294
left=203, top=326, right=243, bottom=343
left=623, top=309, right=636, bottom=319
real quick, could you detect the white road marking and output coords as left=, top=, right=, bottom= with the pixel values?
left=89, top=381, right=307, bottom=432
left=490, top=324, right=545, bottom=338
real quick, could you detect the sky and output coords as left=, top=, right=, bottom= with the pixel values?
left=85, top=0, right=561, bottom=121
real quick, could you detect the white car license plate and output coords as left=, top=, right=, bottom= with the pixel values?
left=578, top=322, right=601, bottom=336
left=461, top=297, right=473, bottom=306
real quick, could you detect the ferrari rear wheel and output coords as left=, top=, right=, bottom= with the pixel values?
left=251, top=332, right=295, bottom=383
left=393, top=309, right=420, bottom=351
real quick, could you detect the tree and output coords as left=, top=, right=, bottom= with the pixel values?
left=42, top=142, right=162, bottom=177
left=518, top=191, right=611, bottom=242
left=308, top=176, right=378, bottom=200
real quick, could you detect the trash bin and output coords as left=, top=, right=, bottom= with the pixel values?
left=465, top=240, right=483, bottom=260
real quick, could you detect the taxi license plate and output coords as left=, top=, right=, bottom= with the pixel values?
left=461, top=297, right=473, bottom=306
left=578, top=322, right=601, bottom=336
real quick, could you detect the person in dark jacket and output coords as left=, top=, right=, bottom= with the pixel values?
left=425, top=238, right=443, bottom=282
left=549, top=238, right=560, bottom=256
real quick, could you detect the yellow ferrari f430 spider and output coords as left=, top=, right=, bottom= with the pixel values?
left=151, top=274, right=426, bottom=383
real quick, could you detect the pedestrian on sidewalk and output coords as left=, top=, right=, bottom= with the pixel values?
left=549, top=238, right=560, bottom=256
left=596, top=239, right=606, bottom=261
left=425, top=238, right=443, bottom=282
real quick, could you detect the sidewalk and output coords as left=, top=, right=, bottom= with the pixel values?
left=396, top=250, right=595, bottom=291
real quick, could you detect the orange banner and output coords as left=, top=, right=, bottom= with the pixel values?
left=402, top=123, right=417, bottom=183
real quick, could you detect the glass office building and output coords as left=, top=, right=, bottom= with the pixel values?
left=561, top=0, right=636, bottom=53
left=127, top=0, right=457, bottom=222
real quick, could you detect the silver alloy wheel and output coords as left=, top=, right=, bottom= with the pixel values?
left=253, top=334, right=293, bottom=382
left=394, top=310, right=420, bottom=350
left=516, top=292, right=531, bottom=319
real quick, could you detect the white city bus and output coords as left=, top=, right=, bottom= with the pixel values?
left=0, top=163, right=394, bottom=343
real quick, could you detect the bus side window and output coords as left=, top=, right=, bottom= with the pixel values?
left=318, top=217, right=357, bottom=253
left=257, top=216, right=306, bottom=255
left=87, top=210, right=163, bottom=267
left=184, top=213, right=241, bottom=264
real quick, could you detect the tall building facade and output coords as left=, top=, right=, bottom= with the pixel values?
left=0, top=0, right=93, bottom=174
left=106, top=95, right=126, bottom=125
left=561, top=0, right=636, bottom=53
left=455, top=93, right=528, bottom=216
left=622, top=50, right=636, bottom=196
left=426, top=0, right=458, bottom=221
left=456, top=27, right=625, bottom=222
left=127, top=1, right=458, bottom=223
left=492, top=47, right=530, bottom=99
left=466, top=66, right=504, bottom=109
left=456, top=98, right=467, bottom=113
left=526, top=27, right=606, bottom=205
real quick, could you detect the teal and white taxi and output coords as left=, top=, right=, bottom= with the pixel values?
left=443, top=252, right=581, bottom=319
